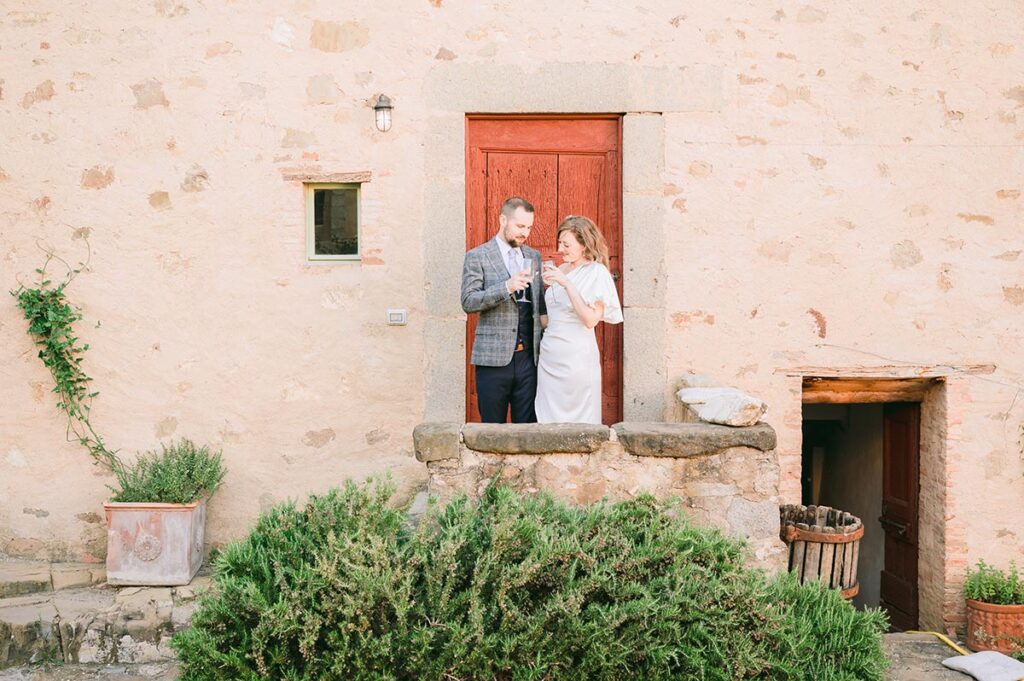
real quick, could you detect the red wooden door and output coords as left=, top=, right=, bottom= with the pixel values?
left=465, top=116, right=623, bottom=425
left=879, top=402, right=920, bottom=630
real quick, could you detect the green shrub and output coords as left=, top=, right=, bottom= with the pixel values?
left=171, top=481, right=888, bottom=681
left=109, top=438, right=225, bottom=504
left=964, top=560, right=1024, bottom=605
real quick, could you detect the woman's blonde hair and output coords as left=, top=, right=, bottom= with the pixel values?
left=556, top=215, right=610, bottom=268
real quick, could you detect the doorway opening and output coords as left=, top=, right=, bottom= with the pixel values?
left=464, top=115, right=623, bottom=425
left=801, top=376, right=943, bottom=631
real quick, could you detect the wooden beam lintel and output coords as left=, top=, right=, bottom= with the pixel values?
left=281, top=170, right=372, bottom=183
left=779, top=363, right=995, bottom=378
left=803, top=390, right=928, bottom=404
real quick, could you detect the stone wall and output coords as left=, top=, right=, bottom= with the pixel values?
left=414, top=422, right=785, bottom=569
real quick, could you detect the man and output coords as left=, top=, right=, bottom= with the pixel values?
left=461, top=197, right=546, bottom=423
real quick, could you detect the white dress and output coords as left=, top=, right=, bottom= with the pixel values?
left=535, top=262, right=623, bottom=424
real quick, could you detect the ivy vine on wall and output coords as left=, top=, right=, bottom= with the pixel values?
left=10, top=242, right=121, bottom=471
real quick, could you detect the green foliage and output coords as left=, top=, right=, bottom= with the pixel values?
left=10, top=246, right=120, bottom=471
left=109, top=439, right=226, bottom=504
left=172, top=481, right=889, bottom=681
left=964, top=560, right=1024, bottom=606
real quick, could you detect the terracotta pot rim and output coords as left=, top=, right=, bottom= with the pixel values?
left=104, top=499, right=207, bottom=510
left=966, top=598, right=1024, bottom=613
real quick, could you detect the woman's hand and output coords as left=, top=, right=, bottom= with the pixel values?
left=542, top=263, right=568, bottom=287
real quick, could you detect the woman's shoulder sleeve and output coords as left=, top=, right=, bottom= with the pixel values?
left=582, top=263, right=623, bottom=324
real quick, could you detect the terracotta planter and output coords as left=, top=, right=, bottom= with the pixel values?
left=966, top=599, right=1024, bottom=653
left=104, top=499, right=206, bottom=586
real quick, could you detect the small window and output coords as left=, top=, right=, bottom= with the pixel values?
left=306, top=184, right=359, bottom=261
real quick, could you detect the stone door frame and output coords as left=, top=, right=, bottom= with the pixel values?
left=789, top=369, right=975, bottom=632
left=421, top=62, right=724, bottom=423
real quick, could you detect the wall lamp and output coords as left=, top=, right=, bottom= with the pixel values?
left=374, top=94, right=393, bottom=132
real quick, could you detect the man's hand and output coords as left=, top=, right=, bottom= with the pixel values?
left=505, top=270, right=532, bottom=295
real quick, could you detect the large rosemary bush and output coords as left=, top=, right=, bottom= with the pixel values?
left=172, top=481, right=888, bottom=681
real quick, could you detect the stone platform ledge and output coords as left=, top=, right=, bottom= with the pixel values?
left=613, top=422, right=776, bottom=458
left=0, top=561, right=106, bottom=599
left=414, top=421, right=776, bottom=462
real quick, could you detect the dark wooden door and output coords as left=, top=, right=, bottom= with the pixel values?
left=465, top=115, right=622, bottom=424
left=879, top=402, right=920, bottom=630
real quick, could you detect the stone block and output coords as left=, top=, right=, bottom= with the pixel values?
left=621, top=306, right=667, bottom=421
left=676, top=387, right=767, bottom=427
left=423, top=318, right=467, bottom=422
left=172, top=574, right=213, bottom=605
left=413, top=422, right=461, bottom=462
left=683, top=482, right=737, bottom=498
left=50, top=563, right=105, bottom=592
left=623, top=113, right=664, bottom=192
left=0, top=562, right=51, bottom=598
left=613, top=422, right=777, bottom=458
left=0, top=594, right=59, bottom=667
left=462, top=423, right=609, bottom=454
left=622, top=194, right=667, bottom=308
left=171, top=601, right=197, bottom=631
left=423, top=179, right=466, bottom=319
left=424, top=62, right=724, bottom=113
left=427, top=467, right=481, bottom=503
left=726, top=498, right=781, bottom=542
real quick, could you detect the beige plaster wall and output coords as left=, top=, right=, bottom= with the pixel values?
left=1, top=1, right=1022, bottom=628
left=656, top=3, right=1023, bottom=629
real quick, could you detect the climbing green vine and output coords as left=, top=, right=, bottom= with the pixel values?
left=11, top=244, right=121, bottom=472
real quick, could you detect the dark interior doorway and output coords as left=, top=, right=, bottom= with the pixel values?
left=802, top=401, right=921, bottom=630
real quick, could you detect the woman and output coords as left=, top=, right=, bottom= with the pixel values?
left=535, top=215, right=623, bottom=424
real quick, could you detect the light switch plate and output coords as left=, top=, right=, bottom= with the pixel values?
left=386, top=308, right=407, bottom=326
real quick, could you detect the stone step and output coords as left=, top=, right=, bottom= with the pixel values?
left=0, top=575, right=210, bottom=670
left=0, top=562, right=106, bottom=599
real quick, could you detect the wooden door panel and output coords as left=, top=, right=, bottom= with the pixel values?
left=880, top=402, right=920, bottom=630
left=467, top=117, right=618, bottom=152
left=466, top=116, right=622, bottom=425
left=484, top=153, right=558, bottom=248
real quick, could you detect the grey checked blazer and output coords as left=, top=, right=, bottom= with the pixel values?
left=461, top=239, right=546, bottom=366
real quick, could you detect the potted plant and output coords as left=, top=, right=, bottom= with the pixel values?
left=964, top=560, right=1024, bottom=654
left=104, top=439, right=226, bottom=586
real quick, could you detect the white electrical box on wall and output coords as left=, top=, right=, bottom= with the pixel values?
left=386, top=308, right=408, bottom=326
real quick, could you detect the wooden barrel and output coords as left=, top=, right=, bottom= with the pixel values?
left=779, top=504, right=863, bottom=599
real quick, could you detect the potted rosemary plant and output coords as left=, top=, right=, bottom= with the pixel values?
left=964, top=560, right=1024, bottom=654
left=104, top=439, right=225, bottom=585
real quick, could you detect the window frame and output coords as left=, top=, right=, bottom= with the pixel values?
left=305, top=182, right=361, bottom=262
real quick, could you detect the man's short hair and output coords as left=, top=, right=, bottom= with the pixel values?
left=500, top=197, right=535, bottom=217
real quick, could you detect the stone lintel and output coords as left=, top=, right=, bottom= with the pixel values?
left=462, top=423, right=610, bottom=454
left=280, top=170, right=372, bottom=183
left=613, top=422, right=777, bottom=458
left=413, top=422, right=461, bottom=462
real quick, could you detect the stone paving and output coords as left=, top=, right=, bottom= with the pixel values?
left=883, top=633, right=971, bottom=680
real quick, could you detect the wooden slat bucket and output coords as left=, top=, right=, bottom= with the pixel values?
left=779, top=504, right=863, bottom=600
